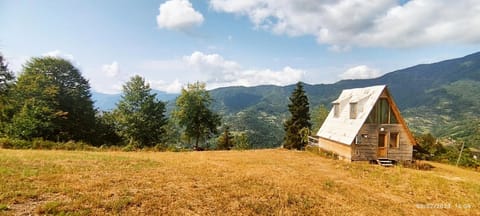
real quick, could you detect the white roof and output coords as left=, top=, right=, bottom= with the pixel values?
left=316, top=85, right=386, bottom=145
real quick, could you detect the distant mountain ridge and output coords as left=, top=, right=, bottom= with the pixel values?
left=209, top=51, right=480, bottom=140
left=211, top=51, right=480, bottom=112
left=92, top=51, right=480, bottom=143
left=92, top=90, right=178, bottom=111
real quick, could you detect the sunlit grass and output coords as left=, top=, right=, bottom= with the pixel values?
left=0, top=149, right=478, bottom=215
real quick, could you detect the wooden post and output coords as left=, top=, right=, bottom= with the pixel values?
left=456, top=142, right=465, bottom=167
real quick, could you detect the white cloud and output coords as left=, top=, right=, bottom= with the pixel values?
left=339, top=65, right=381, bottom=80
left=184, top=51, right=241, bottom=76
left=101, top=61, right=120, bottom=78
left=157, top=0, right=204, bottom=32
left=85, top=62, right=128, bottom=94
left=210, top=0, right=480, bottom=48
left=183, top=51, right=304, bottom=88
left=135, top=51, right=305, bottom=93
left=149, top=79, right=183, bottom=93
left=43, top=50, right=75, bottom=62
left=42, top=50, right=80, bottom=66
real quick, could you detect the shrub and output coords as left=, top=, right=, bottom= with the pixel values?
left=401, top=160, right=434, bottom=171
left=305, top=145, right=339, bottom=160
left=0, top=138, right=31, bottom=149
left=122, top=144, right=137, bottom=152
left=32, top=138, right=56, bottom=149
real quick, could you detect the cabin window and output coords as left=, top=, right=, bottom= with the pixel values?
left=390, top=111, right=398, bottom=124
left=366, top=102, right=379, bottom=123
left=378, top=99, right=389, bottom=124
left=366, top=98, right=399, bottom=124
left=389, top=133, right=399, bottom=148
left=350, top=102, right=357, bottom=119
left=333, top=103, right=340, bottom=118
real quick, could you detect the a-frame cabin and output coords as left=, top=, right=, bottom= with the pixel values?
left=313, top=85, right=415, bottom=162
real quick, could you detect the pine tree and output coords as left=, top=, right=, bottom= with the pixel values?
left=0, top=54, right=15, bottom=136
left=283, top=82, right=311, bottom=150
left=0, top=54, right=14, bottom=95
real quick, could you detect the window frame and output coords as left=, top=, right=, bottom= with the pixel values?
left=350, top=102, right=357, bottom=119
left=333, top=103, right=340, bottom=118
left=389, top=132, right=400, bottom=148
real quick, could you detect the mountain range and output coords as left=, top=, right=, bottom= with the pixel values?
left=92, top=51, right=480, bottom=145
left=92, top=90, right=178, bottom=111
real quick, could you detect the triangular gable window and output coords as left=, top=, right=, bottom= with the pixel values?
left=366, top=98, right=399, bottom=124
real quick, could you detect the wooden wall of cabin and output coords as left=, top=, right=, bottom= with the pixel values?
left=318, top=137, right=352, bottom=161
left=351, top=124, right=413, bottom=161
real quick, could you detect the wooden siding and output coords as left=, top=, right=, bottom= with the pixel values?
left=351, top=124, right=413, bottom=161
left=318, top=137, right=352, bottom=161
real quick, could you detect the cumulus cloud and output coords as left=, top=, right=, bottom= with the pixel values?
left=149, top=79, right=183, bottom=93
left=84, top=61, right=128, bottom=94
left=209, top=0, right=480, bottom=48
left=101, top=61, right=120, bottom=78
left=183, top=51, right=304, bottom=88
left=42, top=50, right=78, bottom=65
left=157, top=0, right=204, bottom=31
left=339, top=65, right=381, bottom=80
left=136, top=51, right=305, bottom=93
left=184, top=51, right=240, bottom=76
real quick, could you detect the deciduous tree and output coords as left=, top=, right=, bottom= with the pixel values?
left=174, top=82, right=220, bottom=150
left=9, top=57, right=96, bottom=141
left=115, top=75, right=168, bottom=147
left=7, top=72, right=59, bottom=140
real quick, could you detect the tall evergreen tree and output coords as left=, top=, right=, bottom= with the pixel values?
left=115, top=75, right=168, bottom=147
left=174, top=82, right=220, bottom=150
left=0, top=54, right=14, bottom=95
left=0, top=54, right=16, bottom=136
left=283, top=82, right=311, bottom=150
left=7, top=57, right=96, bottom=141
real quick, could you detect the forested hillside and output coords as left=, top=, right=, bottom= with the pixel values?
left=88, top=52, right=480, bottom=149
left=208, top=52, right=480, bottom=148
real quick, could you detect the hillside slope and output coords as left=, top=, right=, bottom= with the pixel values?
left=211, top=51, right=480, bottom=113
left=0, top=149, right=478, bottom=215
left=210, top=52, right=480, bottom=144
left=91, top=52, right=480, bottom=147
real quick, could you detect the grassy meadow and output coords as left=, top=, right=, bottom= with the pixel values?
left=0, top=149, right=479, bottom=215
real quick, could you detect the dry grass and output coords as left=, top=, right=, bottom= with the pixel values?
left=0, top=149, right=479, bottom=215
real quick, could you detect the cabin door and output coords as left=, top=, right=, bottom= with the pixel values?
left=377, top=133, right=388, bottom=158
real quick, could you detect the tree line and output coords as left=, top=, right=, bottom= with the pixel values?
left=0, top=54, right=320, bottom=151
left=1, top=53, right=477, bottom=169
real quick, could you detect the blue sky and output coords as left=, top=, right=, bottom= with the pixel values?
left=1, top=0, right=480, bottom=94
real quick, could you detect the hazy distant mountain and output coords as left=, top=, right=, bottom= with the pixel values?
left=92, top=90, right=178, bottom=111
